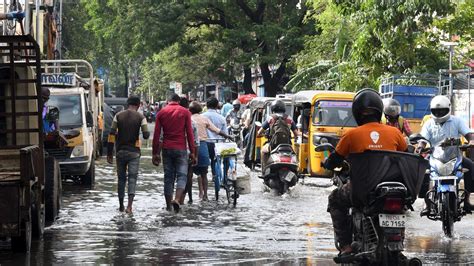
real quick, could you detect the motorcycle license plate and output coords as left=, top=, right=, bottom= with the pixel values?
left=281, top=170, right=296, bottom=182
left=379, top=214, right=406, bottom=228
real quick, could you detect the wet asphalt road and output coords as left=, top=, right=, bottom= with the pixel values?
left=0, top=146, right=474, bottom=264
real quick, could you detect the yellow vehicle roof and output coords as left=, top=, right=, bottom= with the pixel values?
left=292, top=90, right=355, bottom=105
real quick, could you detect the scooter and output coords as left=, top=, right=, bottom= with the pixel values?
left=317, top=143, right=424, bottom=266
left=228, top=117, right=242, bottom=148
left=261, top=143, right=299, bottom=194
left=413, top=137, right=472, bottom=237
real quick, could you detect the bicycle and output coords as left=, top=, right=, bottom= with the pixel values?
left=212, top=139, right=240, bottom=207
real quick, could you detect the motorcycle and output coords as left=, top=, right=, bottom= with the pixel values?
left=228, top=117, right=242, bottom=148
left=261, top=143, right=299, bottom=194
left=316, top=143, right=425, bottom=265
left=412, top=137, right=472, bottom=237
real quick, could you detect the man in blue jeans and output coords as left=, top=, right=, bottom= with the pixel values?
left=203, top=97, right=228, bottom=186
left=152, top=93, right=196, bottom=212
left=107, top=95, right=150, bottom=213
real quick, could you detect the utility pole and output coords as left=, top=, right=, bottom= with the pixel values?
left=57, top=0, right=62, bottom=59
left=3, top=0, right=6, bottom=35
left=441, top=41, right=458, bottom=97
left=35, top=0, right=39, bottom=42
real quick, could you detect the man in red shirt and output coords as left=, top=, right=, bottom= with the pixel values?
left=152, top=93, right=196, bottom=212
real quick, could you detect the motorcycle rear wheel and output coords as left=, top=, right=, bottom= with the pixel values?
left=441, top=192, right=454, bottom=237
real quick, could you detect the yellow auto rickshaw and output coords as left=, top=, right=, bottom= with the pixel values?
left=244, top=97, right=275, bottom=169
left=292, top=90, right=357, bottom=177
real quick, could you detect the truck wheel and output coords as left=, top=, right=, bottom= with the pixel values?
left=31, top=201, right=45, bottom=237
left=45, top=157, right=60, bottom=222
left=11, top=211, right=32, bottom=252
left=82, top=159, right=95, bottom=188
left=57, top=162, right=63, bottom=215
left=32, top=172, right=45, bottom=238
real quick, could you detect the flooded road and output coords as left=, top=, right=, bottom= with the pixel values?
left=0, top=146, right=474, bottom=264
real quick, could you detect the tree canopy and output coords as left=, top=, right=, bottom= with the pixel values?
left=61, top=0, right=473, bottom=98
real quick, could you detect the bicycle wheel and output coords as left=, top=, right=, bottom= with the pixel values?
left=222, top=157, right=231, bottom=204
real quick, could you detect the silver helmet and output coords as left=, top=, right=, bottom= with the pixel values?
left=382, top=98, right=401, bottom=118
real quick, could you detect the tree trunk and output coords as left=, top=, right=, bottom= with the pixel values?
left=242, top=67, right=254, bottom=94
left=260, top=63, right=278, bottom=97
left=123, top=67, right=129, bottom=97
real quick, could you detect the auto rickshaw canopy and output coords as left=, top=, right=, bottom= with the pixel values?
left=292, top=90, right=355, bottom=106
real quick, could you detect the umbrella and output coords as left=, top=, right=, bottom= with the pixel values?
left=238, top=94, right=257, bottom=105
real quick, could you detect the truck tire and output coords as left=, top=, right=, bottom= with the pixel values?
left=11, top=210, right=32, bottom=252
left=31, top=202, right=45, bottom=237
left=57, top=162, right=63, bottom=215
left=45, top=157, right=60, bottom=222
left=82, top=159, right=95, bottom=188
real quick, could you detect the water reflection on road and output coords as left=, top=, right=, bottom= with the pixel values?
left=0, top=146, right=473, bottom=264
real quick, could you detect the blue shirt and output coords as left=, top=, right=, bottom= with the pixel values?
left=203, top=109, right=228, bottom=142
left=420, top=116, right=472, bottom=146
left=221, top=103, right=233, bottom=117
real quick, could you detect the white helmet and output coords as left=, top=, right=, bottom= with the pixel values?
left=430, top=95, right=451, bottom=124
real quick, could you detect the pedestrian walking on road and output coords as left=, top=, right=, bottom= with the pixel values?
left=152, top=93, right=196, bottom=212
left=202, top=97, right=228, bottom=186
left=178, top=97, right=199, bottom=205
left=190, top=101, right=231, bottom=201
left=107, top=95, right=150, bottom=214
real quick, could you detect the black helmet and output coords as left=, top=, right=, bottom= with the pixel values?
left=270, top=99, right=286, bottom=113
left=382, top=98, right=401, bottom=118
left=352, top=88, right=383, bottom=126
left=232, top=99, right=241, bottom=109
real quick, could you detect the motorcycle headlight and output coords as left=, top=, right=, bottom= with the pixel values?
left=71, top=145, right=85, bottom=158
left=437, top=158, right=457, bottom=176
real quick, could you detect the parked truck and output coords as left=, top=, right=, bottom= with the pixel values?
left=379, top=74, right=439, bottom=133
left=0, top=35, right=61, bottom=252
left=40, top=60, right=99, bottom=188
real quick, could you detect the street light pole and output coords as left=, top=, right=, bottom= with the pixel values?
left=441, top=41, right=458, bottom=97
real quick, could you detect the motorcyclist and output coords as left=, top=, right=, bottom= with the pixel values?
left=323, top=89, right=407, bottom=259
left=41, top=87, right=57, bottom=134
left=381, top=98, right=412, bottom=136
left=257, top=99, right=298, bottom=170
left=418, top=95, right=474, bottom=214
left=225, top=99, right=242, bottom=125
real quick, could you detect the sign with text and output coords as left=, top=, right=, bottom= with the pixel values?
left=41, top=73, right=77, bottom=86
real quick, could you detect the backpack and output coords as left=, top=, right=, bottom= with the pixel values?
left=269, top=115, right=291, bottom=150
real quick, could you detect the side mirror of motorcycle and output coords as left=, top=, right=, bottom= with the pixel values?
left=315, top=143, right=335, bottom=152
left=47, top=106, right=60, bottom=121
left=409, top=133, right=428, bottom=145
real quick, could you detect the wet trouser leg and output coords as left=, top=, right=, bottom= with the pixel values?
left=117, top=150, right=140, bottom=210
left=327, top=182, right=353, bottom=248
left=116, top=157, right=127, bottom=201
left=163, top=149, right=189, bottom=205
left=207, top=142, right=216, bottom=178
left=127, top=155, right=140, bottom=197
left=462, top=157, right=474, bottom=192
left=261, top=143, right=269, bottom=173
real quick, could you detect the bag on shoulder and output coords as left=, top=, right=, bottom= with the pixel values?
left=269, top=115, right=291, bottom=150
